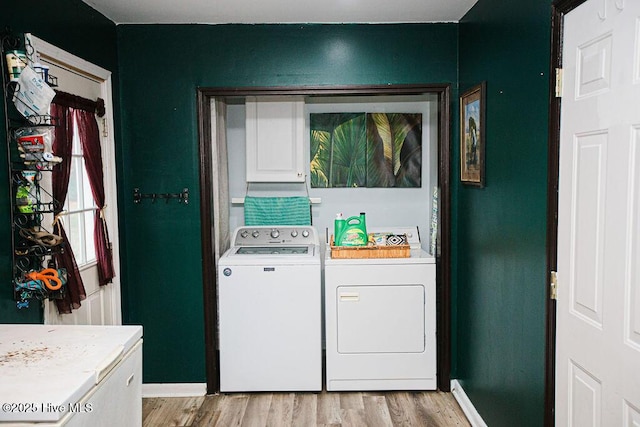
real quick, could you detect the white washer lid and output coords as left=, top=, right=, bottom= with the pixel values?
left=0, top=325, right=142, bottom=422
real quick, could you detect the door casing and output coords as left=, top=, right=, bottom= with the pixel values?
left=546, top=1, right=590, bottom=425
left=31, top=35, right=122, bottom=326
left=197, top=84, right=452, bottom=394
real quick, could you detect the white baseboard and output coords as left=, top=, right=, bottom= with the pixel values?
left=142, top=383, right=207, bottom=398
left=451, top=379, right=488, bottom=427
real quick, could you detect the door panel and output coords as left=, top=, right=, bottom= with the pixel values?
left=628, top=126, right=640, bottom=350
left=336, top=285, right=425, bottom=354
left=557, top=0, right=640, bottom=425
left=44, top=60, right=104, bottom=325
left=624, top=400, right=640, bottom=425
left=570, top=131, right=607, bottom=327
left=569, top=361, right=601, bottom=427
left=576, top=33, right=612, bottom=98
left=32, top=37, right=120, bottom=326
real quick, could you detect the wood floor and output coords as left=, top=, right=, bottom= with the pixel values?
left=142, top=391, right=471, bottom=426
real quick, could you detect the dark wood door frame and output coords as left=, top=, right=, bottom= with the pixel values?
left=545, top=1, right=588, bottom=425
left=197, top=84, right=452, bottom=394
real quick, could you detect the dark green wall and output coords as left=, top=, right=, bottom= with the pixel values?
left=456, top=0, right=551, bottom=425
left=116, top=23, right=458, bottom=383
left=2, top=6, right=555, bottom=422
left=1, top=1, right=118, bottom=323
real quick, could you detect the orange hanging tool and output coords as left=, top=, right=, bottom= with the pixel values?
left=26, top=268, right=62, bottom=291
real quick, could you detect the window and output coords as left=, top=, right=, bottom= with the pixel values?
left=63, top=122, right=96, bottom=267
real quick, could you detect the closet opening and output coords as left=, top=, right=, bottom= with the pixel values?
left=196, top=84, right=452, bottom=394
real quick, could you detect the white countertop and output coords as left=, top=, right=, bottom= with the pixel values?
left=0, top=324, right=142, bottom=422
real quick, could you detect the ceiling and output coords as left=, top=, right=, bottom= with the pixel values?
left=82, top=0, right=478, bottom=25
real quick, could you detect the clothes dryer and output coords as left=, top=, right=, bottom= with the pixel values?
left=324, top=226, right=436, bottom=391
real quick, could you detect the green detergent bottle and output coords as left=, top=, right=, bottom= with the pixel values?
left=333, top=213, right=346, bottom=245
left=337, top=212, right=368, bottom=246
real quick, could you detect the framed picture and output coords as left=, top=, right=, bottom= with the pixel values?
left=460, top=82, right=486, bottom=187
left=310, top=112, right=422, bottom=188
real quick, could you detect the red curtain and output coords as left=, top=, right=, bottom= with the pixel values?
left=50, top=91, right=113, bottom=313
left=73, top=109, right=115, bottom=286
left=51, top=102, right=86, bottom=313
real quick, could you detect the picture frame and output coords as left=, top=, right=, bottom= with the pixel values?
left=460, top=82, right=486, bottom=187
left=310, top=112, right=422, bottom=188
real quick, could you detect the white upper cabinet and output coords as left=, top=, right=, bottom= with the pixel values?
left=245, top=96, right=305, bottom=182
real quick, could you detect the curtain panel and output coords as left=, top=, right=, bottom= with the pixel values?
left=73, top=109, right=115, bottom=286
left=51, top=102, right=86, bottom=313
left=50, top=91, right=113, bottom=313
left=212, top=99, right=230, bottom=264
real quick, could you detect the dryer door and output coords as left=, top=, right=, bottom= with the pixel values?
left=336, top=285, right=425, bottom=353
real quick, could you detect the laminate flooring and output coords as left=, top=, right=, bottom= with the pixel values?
left=142, top=391, right=471, bottom=426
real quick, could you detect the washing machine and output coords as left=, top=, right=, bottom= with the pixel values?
left=324, top=226, right=436, bottom=391
left=218, top=225, right=321, bottom=392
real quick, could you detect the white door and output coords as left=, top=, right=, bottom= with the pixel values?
left=30, top=36, right=122, bottom=326
left=556, top=1, right=640, bottom=425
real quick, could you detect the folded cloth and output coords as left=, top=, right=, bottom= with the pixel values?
left=244, top=196, right=311, bottom=226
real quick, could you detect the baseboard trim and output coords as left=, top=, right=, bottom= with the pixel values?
left=451, top=379, right=488, bottom=427
left=142, top=383, right=207, bottom=398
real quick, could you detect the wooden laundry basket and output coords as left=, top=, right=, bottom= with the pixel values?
left=329, top=237, right=410, bottom=259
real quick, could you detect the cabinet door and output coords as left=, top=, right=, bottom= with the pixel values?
left=245, top=96, right=305, bottom=182
left=64, top=341, right=142, bottom=427
left=336, top=285, right=425, bottom=354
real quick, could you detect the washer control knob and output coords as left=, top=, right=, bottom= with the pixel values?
left=270, top=229, right=280, bottom=239
left=240, top=230, right=249, bottom=238
left=291, top=230, right=298, bottom=238
left=252, top=230, right=260, bottom=238
left=302, top=229, right=310, bottom=238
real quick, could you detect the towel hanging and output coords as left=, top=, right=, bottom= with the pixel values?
left=242, top=177, right=313, bottom=225
left=244, top=196, right=311, bottom=226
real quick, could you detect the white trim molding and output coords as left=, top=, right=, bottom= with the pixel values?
left=142, top=383, right=207, bottom=398
left=30, top=34, right=110, bottom=80
left=451, top=379, right=488, bottom=427
left=31, top=34, right=123, bottom=326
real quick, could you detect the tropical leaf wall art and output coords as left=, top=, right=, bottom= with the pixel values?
left=310, top=112, right=422, bottom=188
left=310, top=113, right=367, bottom=188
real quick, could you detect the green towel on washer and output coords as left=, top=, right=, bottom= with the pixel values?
left=244, top=196, right=311, bottom=226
